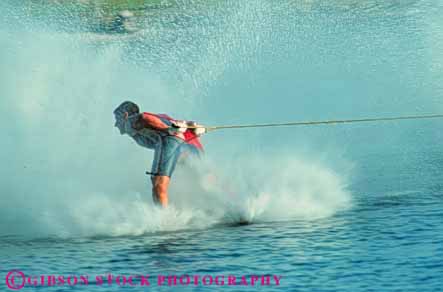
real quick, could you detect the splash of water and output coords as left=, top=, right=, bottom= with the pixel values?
left=0, top=26, right=351, bottom=237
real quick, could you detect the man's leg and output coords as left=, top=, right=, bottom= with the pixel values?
left=151, top=175, right=170, bottom=207
left=150, top=136, right=182, bottom=207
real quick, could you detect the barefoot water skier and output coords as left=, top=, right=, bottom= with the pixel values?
left=113, top=101, right=206, bottom=207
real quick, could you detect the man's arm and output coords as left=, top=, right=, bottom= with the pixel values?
left=137, top=113, right=170, bottom=131
left=136, top=113, right=206, bottom=136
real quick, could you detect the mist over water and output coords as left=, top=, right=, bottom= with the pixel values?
left=1, top=0, right=442, bottom=238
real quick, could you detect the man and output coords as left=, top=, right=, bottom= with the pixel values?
left=113, top=101, right=206, bottom=207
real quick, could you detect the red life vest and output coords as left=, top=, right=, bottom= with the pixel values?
left=154, top=113, right=204, bottom=151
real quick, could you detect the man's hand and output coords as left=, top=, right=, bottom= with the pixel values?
left=187, top=121, right=207, bottom=136
left=169, top=120, right=207, bottom=136
left=193, top=126, right=206, bottom=136
left=169, top=120, right=188, bottom=135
